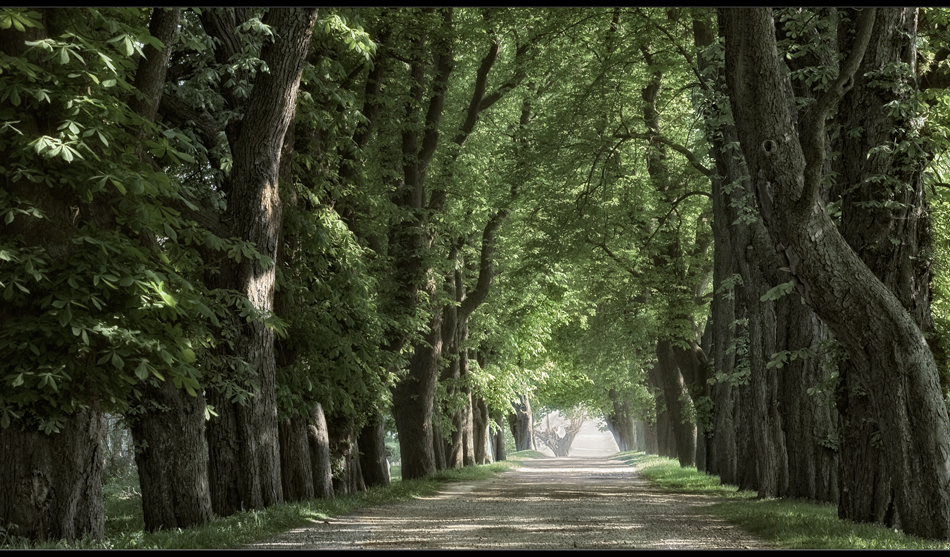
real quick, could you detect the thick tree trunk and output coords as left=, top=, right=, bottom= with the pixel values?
left=828, top=8, right=932, bottom=528
left=202, top=7, right=318, bottom=516
left=700, top=12, right=839, bottom=501
left=655, top=340, right=697, bottom=467
left=129, top=380, right=212, bottom=532
left=644, top=420, right=659, bottom=455
left=279, top=415, right=315, bottom=503
left=393, top=295, right=442, bottom=479
left=491, top=410, right=507, bottom=462
left=4, top=413, right=102, bottom=542
left=358, top=414, right=392, bottom=488
left=307, top=403, right=334, bottom=499
left=779, top=309, right=838, bottom=504
left=327, top=413, right=366, bottom=496
left=0, top=403, right=104, bottom=542
left=604, top=390, right=637, bottom=452
left=386, top=8, right=454, bottom=483
left=723, top=8, right=950, bottom=538
left=473, top=394, right=492, bottom=464
left=123, top=6, right=217, bottom=532
left=507, top=393, right=535, bottom=451
left=205, top=388, right=242, bottom=515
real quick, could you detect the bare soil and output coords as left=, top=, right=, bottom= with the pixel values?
left=246, top=455, right=773, bottom=549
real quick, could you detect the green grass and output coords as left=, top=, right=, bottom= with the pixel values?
left=615, top=451, right=950, bottom=550
left=2, top=456, right=522, bottom=549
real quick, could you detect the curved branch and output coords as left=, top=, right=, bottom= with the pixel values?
left=459, top=208, right=510, bottom=321
left=613, top=132, right=712, bottom=176
left=801, top=7, right=876, bottom=207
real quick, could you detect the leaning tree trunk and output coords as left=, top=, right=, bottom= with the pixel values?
left=723, top=7, right=950, bottom=539
left=201, top=7, right=318, bottom=516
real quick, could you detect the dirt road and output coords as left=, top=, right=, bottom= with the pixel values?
left=247, top=456, right=772, bottom=549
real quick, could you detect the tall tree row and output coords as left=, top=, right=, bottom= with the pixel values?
left=4, top=7, right=950, bottom=544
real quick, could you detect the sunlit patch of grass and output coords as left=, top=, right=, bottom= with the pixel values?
left=615, top=451, right=950, bottom=550
left=508, top=450, right=549, bottom=460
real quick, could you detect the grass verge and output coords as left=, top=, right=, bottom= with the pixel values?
left=3, top=455, right=526, bottom=549
left=615, top=451, right=950, bottom=549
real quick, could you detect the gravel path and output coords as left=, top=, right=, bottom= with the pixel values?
left=246, top=456, right=773, bottom=549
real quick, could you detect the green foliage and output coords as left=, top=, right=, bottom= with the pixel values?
left=0, top=8, right=244, bottom=430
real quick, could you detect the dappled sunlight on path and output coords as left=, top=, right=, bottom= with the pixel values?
left=248, top=456, right=771, bottom=549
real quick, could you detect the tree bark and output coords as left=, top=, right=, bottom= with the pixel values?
left=201, top=7, right=318, bottom=516
left=473, top=393, right=492, bottom=464
left=0, top=403, right=104, bottom=543
left=123, top=7, right=216, bottom=532
left=279, top=415, right=315, bottom=503
left=307, top=403, right=334, bottom=499
left=327, top=412, right=366, bottom=496
left=723, top=8, right=950, bottom=538
left=491, top=410, right=507, bottom=462
left=507, top=393, right=535, bottom=451
left=604, top=389, right=637, bottom=452
left=358, top=413, right=392, bottom=488
left=129, top=380, right=212, bottom=531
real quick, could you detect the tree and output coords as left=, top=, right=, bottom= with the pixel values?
left=722, top=7, right=950, bottom=539
left=535, top=408, right=587, bottom=457
left=0, top=7, right=223, bottom=540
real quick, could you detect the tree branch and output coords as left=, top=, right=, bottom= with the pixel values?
left=801, top=7, right=876, bottom=207
left=614, top=132, right=712, bottom=176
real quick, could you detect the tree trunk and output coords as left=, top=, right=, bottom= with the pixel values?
left=129, top=380, right=212, bottom=532
left=491, top=410, right=507, bottom=462
left=644, top=420, right=659, bottom=455
left=473, top=394, right=492, bottom=464
left=307, top=403, right=334, bottom=500
left=201, top=7, right=318, bottom=516
left=279, top=415, right=315, bottom=503
left=123, top=6, right=216, bottom=532
left=826, top=7, right=935, bottom=528
left=327, top=413, right=365, bottom=496
left=393, top=293, right=443, bottom=479
left=358, top=413, right=392, bottom=488
left=723, top=8, right=950, bottom=538
left=507, top=393, right=534, bottom=451
left=648, top=359, right=680, bottom=460
left=386, top=8, right=454, bottom=482
left=0, top=403, right=104, bottom=542
left=604, top=389, right=637, bottom=452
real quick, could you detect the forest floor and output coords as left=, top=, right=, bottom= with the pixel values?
left=245, top=455, right=773, bottom=549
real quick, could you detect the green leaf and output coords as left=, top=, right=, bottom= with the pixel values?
left=135, top=360, right=149, bottom=380
left=760, top=281, right=795, bottom=302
